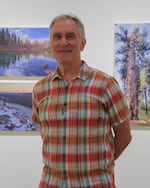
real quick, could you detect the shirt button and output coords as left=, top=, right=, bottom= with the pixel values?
left=63, top=170, right=66, bottom=176
left=63, top=153, right=65, bottom=158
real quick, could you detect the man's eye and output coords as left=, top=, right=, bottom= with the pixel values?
left=66, top=34, right=75, bottom=40
left=53, top=34, right=61, bottom=40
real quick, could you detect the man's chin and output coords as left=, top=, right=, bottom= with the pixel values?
left=59, top=58, right=72, bottom=64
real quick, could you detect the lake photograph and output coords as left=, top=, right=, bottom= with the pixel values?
left=0, top=27, right=57, bottom=77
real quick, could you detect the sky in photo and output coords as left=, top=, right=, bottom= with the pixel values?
left=7, top=27, right=49, bottom=42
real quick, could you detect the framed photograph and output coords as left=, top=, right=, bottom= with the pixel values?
left=114, top=23, right=150, bottom=130
left=0, top=82, right=39, bottom=134
left=0, top=27, right=57, bottom=79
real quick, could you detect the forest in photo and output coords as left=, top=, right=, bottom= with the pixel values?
left=114, top=23, right=150, bottom=126
left=0, top=28, right=50, bottom=53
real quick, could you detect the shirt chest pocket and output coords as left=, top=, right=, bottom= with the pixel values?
left=38, top=94, right=65, bottom=122
left=68, top=94, right=104, bottom=120
left=38, top=96, right=54, bottom=121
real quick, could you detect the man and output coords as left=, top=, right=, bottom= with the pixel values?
left=32, top=14, right=132, bottom=188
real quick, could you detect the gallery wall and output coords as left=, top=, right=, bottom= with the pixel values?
left=0, top=0, right=150, bottom=187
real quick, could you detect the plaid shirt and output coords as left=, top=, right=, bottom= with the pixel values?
left=32, top=62, right=129, bottom=188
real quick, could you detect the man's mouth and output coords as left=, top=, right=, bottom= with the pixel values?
left=58, top=49, right=72, bottom=53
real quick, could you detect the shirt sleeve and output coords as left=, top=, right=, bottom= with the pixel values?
left=104, top=76, right=130, bottom=127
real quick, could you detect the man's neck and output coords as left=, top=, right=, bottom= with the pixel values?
left=58, top=60, right=83, bottom=82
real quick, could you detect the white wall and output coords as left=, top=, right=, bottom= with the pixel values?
left=0, top=0, right=150, bottom=187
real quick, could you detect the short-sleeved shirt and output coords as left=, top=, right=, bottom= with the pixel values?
left=32, top=62, right=129, bottom=188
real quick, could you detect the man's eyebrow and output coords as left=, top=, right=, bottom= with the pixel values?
left=67, top=32, right=76, bottom=35
left=53, top=32, right=76, bottom=35
left=53, top=32, right=61, bottom=35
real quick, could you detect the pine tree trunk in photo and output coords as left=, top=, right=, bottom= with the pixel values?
left=125, top=33, right=139, bottom=120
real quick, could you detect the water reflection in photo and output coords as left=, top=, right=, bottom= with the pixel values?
left=0, top=52, right=57, bottom=76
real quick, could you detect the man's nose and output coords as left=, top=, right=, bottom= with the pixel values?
left=60, top=36, right=68, bottom=45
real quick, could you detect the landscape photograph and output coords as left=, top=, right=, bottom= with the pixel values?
left=0, top=27, right=57, bottom=77
left=0, top=91, right=39, bottom=134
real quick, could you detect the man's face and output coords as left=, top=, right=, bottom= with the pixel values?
left=50, top=18, right=86, bottom=65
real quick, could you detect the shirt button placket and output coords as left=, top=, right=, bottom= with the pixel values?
left=62, top=85, right=68, bottom=182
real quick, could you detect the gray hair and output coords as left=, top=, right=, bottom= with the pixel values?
left=49, top=14, right=86, bottom=39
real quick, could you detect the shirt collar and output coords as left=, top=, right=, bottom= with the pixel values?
left=51, top=61, right=90, bottom=81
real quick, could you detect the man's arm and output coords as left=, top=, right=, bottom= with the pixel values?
left=113, top=118, right=132, bottom=160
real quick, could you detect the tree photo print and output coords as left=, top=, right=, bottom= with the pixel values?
left=114, top=23, right=150, bottom=129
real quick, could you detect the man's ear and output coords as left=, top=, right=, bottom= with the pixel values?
left=80, top=38, right=86, bottom=51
